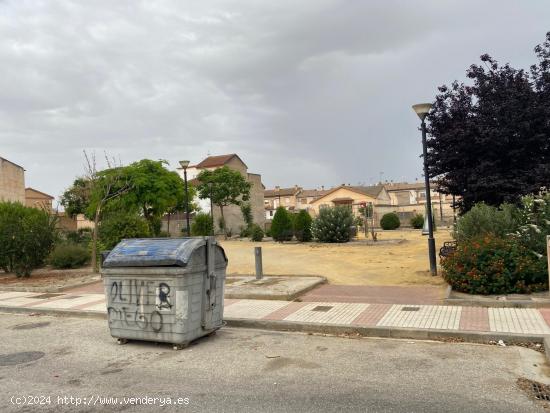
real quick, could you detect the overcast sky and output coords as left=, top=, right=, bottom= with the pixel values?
left=1, top=0, right=549, bottom=205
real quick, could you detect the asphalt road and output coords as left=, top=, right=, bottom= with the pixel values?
left=0, top=313, right=547, bottom=413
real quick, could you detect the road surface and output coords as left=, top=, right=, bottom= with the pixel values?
left=0, top=313, right=546, bottom=412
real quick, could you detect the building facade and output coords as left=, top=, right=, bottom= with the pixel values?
left=0, top=157, right=25, bottom=203
left=384, top=182, right=456, bottom=225
left=25, top=187, right=54, bottom=212
left=308, top=185, right=391, bottom=217
left=178, top=154, right=265, bottom=235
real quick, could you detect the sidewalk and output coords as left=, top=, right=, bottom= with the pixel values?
left=2, top=290, right=550, bottom=340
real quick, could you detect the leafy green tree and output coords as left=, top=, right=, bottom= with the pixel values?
left=271, top=207, right=293, bottom=241
left=293, top=210, right=313, bottom=242
left=0, top=202, right=57, bottom=276
left=105, top=159, right=195, bottom=235
left=427, top=32, right=550, bottom=212
left=196, top=166, right=251, bottom=235
left=60, top=177, right=93, bottom=218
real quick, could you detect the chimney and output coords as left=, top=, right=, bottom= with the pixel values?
left=321, top=186, right=325, bottom=191
left=275, top=185, right=280, bottom=190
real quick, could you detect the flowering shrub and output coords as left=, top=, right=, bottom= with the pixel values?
left=442, top=235, right=547, bottom=295
left=514, top=190, right=550, bottom=258
left=312, top=206, right=353, bottom=243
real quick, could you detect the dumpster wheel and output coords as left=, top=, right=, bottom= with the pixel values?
left=172, top=342, right=189, bottom=351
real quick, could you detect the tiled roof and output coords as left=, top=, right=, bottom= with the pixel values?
left=264, top=187, right=301, bottom=197
left=347, top=185, right=385, bottom=198
left=384, top=182, right=438, bottom=191
left=297, top=189, right=330, bottom=198
left=312, top=185, right=385, bottom=203
left=194, top=154, right=247, bottom=169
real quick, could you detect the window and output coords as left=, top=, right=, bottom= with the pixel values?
left=269, top=211, right=273, bottom=217
left=300, top=198, right=307, bottom=204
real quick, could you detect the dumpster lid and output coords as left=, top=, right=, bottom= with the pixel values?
left=102, top=238, right=222, bottom=268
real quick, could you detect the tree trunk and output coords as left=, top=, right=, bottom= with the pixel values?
left=92, top=205, right=101, bottom=273
left=219, top=205, right=226, bottom=239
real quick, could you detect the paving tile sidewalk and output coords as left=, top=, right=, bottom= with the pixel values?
left=2, top=290, right=550, bottom=337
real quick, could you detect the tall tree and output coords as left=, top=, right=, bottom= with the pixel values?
left=83, top=152, right=132, bottom=272
left=60, top=177, right=93, bottom=219
left=195, top=166, right=251, bottom=235
left=110, top=159, right=195, bottom=235
left=426, top=32, right=550, bottom=212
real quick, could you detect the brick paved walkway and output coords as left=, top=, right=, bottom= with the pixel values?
left=2, top=291, right=550, bottom=336
left=300, top=284, right=447, bottom=304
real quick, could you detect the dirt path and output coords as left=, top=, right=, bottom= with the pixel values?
left=221, top=229, right=452, bottom=286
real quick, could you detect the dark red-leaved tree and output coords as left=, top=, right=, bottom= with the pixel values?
left=426, top=32, right=550, bottom=212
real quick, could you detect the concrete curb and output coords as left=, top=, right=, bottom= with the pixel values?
left=0, top=305, right=107, bottom=320
left=224, top=277, right=326, bottom=301
left=224, top=318, right=548, bottom=345
left=4, top=305, right=549, bottom=362
left=444, top=286, right=550, bottom=308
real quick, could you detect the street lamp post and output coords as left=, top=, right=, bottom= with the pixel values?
left=412, top=103, right=437, bottom=276
left=179, top=160, right=191, bottom=237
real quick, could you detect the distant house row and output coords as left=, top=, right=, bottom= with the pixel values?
left=2, top=153, right=456, bottom=237
left=264, top=181, right=456, bottom=225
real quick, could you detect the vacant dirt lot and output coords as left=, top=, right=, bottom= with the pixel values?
left=0, top=267, right=98, bottom=291
left=221, top=229, right=453, bottom=286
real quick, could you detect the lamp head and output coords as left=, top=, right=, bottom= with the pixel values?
left=412, top=103, right=432, bottom=121
left=179, top=160, right=190, bottom=169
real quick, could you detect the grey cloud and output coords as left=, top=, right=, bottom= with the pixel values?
left=0, top=0, right=549, bottom=204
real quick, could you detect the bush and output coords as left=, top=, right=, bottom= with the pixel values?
left=265, top=228, right=272, bottom=237
left=191, top=213, right=213, bottom=236
left=312, top=206, right=353, bottom=243
left=380, top=213, right=400, bottom=230
left=64, top=228, right=92, bottom=245
left=410, top=214, right=424, bottom=229
left=98, top=212, right=151, bottom=250
left=293, top=210, right=313, bottom=242
left=250, top=224, right=264, bottom=242
left=454, top=202, right=518, bottom=243
left=515, top=191, right=550, bottom=257
left=442, top=235, right=547, bottom=295
left=49, top=244, right=90, bottom=269
left=0, top=202, right=57, bottom=277
left=271, top=207, right=293, bottom=241
left=239, top=226, right=250, bottom=238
